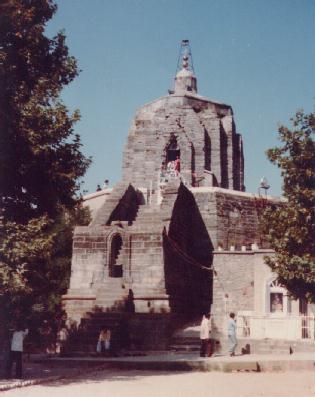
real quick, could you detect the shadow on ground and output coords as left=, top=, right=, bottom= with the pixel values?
left=42, top=368, right=188, bottom=388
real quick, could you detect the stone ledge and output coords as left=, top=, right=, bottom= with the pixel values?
left=189, top=186, right=285, bottom=202
left=213, top=249, right=274, bottom=255
left=83, top=188, right=113, bottom=201
left=134, top=295, right=169, bottom=300
left=62, top=295, right=96, bottom=301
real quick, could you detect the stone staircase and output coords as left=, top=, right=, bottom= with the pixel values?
left=168, top=336, right=200, bottom=353
left=90, top=182, right=181, bottom=315
left=91, top=181, right=129, bottom=226
left=114, top=246, right=125, bottom=269
left=66, top=312, right=174, bottom=354
left=130, top=179, right=181, bottom=233
left=95, top=278, right=128, bottom=311
left=131, top=204, right=163, bottom=232
left=126, top=183, right=180, bottom=302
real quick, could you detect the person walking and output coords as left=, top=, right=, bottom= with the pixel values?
left=200, top=313, right=211, bottom=357
left=5, top=323, right=29, bottom=379
left=228, top=312, right=237, bottom=357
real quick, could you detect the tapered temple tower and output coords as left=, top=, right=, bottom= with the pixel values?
left=122, top=40, right=244, bottom=192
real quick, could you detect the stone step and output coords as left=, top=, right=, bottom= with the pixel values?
left=97, top=287, right=126, bottom=293
left=97, top=285, right=126, bottom=291
left=96, top=298, right=126, bottom=304
left=96, top=294, right=126, bottom=300
left=169, top=345, right=200, bottom=352
left=170, top=338, right=200, bottom=345
left=95, top=294, right=126, bottom=301
left=96, top=296, right=126, bottom=301
left=95, top=297, right=126, bottom=304
left=137, top=213, right=161, bottom=218
left=97, top=292, right=127, bottom=297
left=99, top=279, right=124, bottom=285
left=91, top=181, right=131, bottom=226
left=97, top=284, right=125, bottom=289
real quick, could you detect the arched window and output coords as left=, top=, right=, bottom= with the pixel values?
left=109, top=234, right=123, bottom=278
left=266, top=278, right=291, bottom=315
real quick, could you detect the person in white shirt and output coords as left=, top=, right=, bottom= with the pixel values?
left=56, top=325, right=68, bottom=355
left=5, top=323, right=29, bottom=379
left=200, top=313, right=211, bottom=357
left=228, top=312, right=237, bottom=357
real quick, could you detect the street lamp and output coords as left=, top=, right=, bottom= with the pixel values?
left=258, top=177, right=270, bottom=197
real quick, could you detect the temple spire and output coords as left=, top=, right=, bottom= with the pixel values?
left=174, top=40, right=197, bottom=94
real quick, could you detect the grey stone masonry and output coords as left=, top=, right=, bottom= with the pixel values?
left=211, top=251, right=256, bottom=339
left=91, top=181, right=130, bottom=227
left=122, top=95, right=244, bottom=192
left=64, top=47, right=283, bottom=329
left=122, top=63, right=244, bottom=192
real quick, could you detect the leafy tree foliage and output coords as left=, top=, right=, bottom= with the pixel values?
left=0, top=0, right=90, bottom=222
left=0, top=0, right=91, bottom=334
left=262, top=111, right=315, bottom=302
left=0, top=206, right=91, bottom=342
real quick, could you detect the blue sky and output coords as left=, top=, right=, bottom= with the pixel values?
left=46, top=0, right=315, bottom=197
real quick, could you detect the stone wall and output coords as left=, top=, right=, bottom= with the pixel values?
left=190, top=187, right=281, bottom=250
left=63, top=225, right=107, bottom=321
left=215, top=191, right=264, bottom=250
left=164, top=183, right=213, bottom=316
left=68, top=226, right=107, bottom=293
left=122, top=95, right=244, bottom=191
left=211, top=250, right=257, bottom=338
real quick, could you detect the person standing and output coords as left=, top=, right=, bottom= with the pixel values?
left=102, top=179, right=109, bottom=189
left=228, top=312, right=237, bottom=357
left=5, top=323, right=29, bottom=379
left=200, top=313, right=211, bottom=357
left=174, top=156, right=181, bottom=176
left=98, top=328, right=111, bottom=356
left=56, top=324, right=68, bottom=356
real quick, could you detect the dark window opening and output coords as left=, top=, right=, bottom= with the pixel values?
left=166, top=134, right=180, bottom=162
left=109, top=235, right=123, bottom=278
left=167, top=149, right=180, bottom=162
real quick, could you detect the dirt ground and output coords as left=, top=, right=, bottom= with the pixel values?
left=2, top=369, right=315, bottom=397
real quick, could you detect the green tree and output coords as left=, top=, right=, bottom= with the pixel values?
left=0, top=0, right=90, bottom=222
left=262, top=110, right=315, bottom=302
left=0, top=206, right=91, bottom=344
left=0, top=0, right=91, bottom=333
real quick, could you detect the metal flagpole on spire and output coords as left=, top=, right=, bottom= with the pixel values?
left=175, top=39, right=195, bottom=75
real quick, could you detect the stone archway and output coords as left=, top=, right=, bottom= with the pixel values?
left=166, top=134, right=180, bottom=162
left=109, top=234, right=123, bottom=278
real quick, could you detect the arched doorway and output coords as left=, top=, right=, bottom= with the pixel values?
left=109, top=234, right=123, bottom=278
left=162, top=134, right=181, bottom=181
left=166, top=134, right=180, bottom=162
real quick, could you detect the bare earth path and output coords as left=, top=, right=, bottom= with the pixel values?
left=2, top=369, right=315, bottom=397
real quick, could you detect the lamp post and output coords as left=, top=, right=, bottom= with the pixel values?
left=258, top=177, right=270, bottom=197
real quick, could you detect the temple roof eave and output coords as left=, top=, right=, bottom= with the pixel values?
left=134, top=93, right=232, bottom=117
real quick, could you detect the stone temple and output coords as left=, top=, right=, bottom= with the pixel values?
left=63, top=41, right=314, bottom=352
